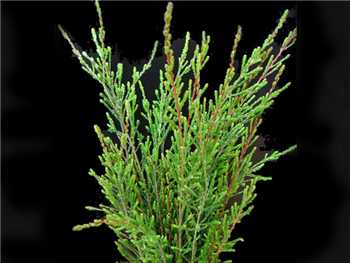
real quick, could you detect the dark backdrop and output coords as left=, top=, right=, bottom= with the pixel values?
left=5, top=1, right=345, bottom=263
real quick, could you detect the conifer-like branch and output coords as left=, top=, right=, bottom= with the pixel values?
left=59, top=1, right=297, bottom=262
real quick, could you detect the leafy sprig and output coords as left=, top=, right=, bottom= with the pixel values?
left=59, top=1, right=296, bottom=262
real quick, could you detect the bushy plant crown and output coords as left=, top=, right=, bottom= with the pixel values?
left=59, top=1, right=297, bottom=262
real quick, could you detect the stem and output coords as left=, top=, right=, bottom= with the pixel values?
left=215, top=208, right=243, bottom=258
left=221, top=118, right=261, bottom=216
left=257, top=46, right=285, bottom=83
left=190, top=121, right=207, bottom=262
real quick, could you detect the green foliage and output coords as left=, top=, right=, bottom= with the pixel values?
left=59, top=1, right=297, bottom=262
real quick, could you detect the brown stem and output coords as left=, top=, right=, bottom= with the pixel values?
left=215, top=209, right=242, bottom=258
left=220, top=117, right=261, bottom=218
left=257, top=46, right=285, bottom=83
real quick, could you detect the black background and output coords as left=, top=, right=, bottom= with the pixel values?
left=2, top=1, right=347, bottom=263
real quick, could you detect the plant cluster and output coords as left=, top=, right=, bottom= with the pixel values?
left=59, top=1, right=297, bottom=262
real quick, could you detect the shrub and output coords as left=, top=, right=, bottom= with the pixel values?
left=59, top=1, right=296, bottom=262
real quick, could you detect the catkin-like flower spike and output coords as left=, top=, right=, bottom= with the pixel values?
left=283, top=27, right=297, bottom=49
left=94, top=0, right=105, bottom=44
left=270, top=64, right=286, bottom=92
left=179, top=32, right=191, bottom=66
left=262, top=9, right=289, bottom=49
left=58, top=24, right=83, bottom=61
left=163, top=2, right=174, bottom=70
left=139, top=41, right=159, bottom=79
left=230, top=25, right=242, bottom=69
left=273, top=9, right=289, bottom=37
left=72, top=219, right=104, bottom=231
